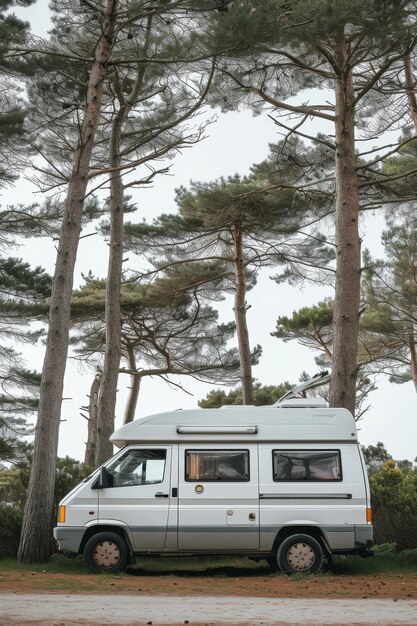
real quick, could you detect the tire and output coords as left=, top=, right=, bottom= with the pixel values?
left=84, top=531, right=130, bottom=574
left=277, top=534, right=324, bottom=575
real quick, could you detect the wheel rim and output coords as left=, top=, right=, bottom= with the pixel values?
left=286, top=542, right=315, bottom=572
left=92, top=540, right=120, bottom=569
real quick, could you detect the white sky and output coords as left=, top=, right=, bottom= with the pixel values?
left=5, top=0, right=417, bottom=463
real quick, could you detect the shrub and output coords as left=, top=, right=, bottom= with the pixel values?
left=370, top=461, right=417, bottom=550
left=0, top=455, right=92, bottom=558
left=0, top=504, right=22, bottom=558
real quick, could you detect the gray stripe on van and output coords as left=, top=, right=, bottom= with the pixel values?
left=259, top=493, right=352, bottom=499
left=131, top=526, right=259, bottom=533
left=260, top=525, right=354, bottom=533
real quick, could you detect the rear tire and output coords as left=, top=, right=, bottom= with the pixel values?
left=84, top=531, right=129, bottom=574
left=277, top=534, right=324, bottom=575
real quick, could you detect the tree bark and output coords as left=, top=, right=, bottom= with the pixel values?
left=17, top=0, right=117, bottom=563
left=123, top=344, right=141, bottom=424
left=404, top=52, right=417, bottom=134
left=232, top=224, right=253, bottom=404
left=95, top=162, right=123, bottom=466
left=84, top=371, right=101, bottom=467
left=96, top=18, right=152, bottom=465
left=408, top=332, right=417, bottom=393
left=329, top=34, right=361, bottom=415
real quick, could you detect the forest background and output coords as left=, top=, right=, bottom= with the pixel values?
left=2, top=0, right=417, bottom=564
left=4, top=0, right=417, bottom=464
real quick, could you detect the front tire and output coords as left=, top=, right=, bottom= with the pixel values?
left=84, top=531, right=129, bottom=574
left=277, top=534, right=324, bottom=575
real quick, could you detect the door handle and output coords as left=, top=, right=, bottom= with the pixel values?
left=155, top=492, right=169, bottom=498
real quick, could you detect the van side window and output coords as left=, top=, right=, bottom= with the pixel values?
left=185, top=450, right=249, bottom=482
left=272, top=450, right=342, bottom=482
left=106, top=449, right=166, bottom=487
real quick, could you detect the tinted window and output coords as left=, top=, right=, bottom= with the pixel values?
left=106, top=449, right=166, bottom=487
left=273, top=450, right=342, bottom=482
left=185, top=450, right=249, bottom=482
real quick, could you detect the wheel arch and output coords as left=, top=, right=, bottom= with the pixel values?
left=272, top=525, right=332, bottom=560
left=79, top=525, right=135, bottom=563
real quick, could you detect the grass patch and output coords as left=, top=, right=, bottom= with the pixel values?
left=0, top=554, right=89, bottom=574
left=2, top=546, right=417, bottom=578
left=331, top=547, right=417, bottom=576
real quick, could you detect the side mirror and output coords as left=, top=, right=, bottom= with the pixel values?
left=92, top=466, right=109, bottom=490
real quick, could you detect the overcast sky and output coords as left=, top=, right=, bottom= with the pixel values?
left=5, top=0, right=417, bottom=463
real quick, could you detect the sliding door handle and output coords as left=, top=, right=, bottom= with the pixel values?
left=155, top=492, right=169, bottom=498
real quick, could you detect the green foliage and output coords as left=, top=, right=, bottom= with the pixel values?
left=0, top=503, right=21, bottom=559
left=273, top=300, right=333, bottom=357
left=0, top=258, right=51, bottom=462
left=0, top=454, right=92, bottom=558
left=371, top=542, right=398, bottom=558
left=0, top=0, right=36, bottom=185
left=361, top=220, right=417, bottom=387
left=370, top=459, right=417, bottom=549
left=71, top=269, right=242, bottom=391
left=0, top=257, right=51, bottom=299
left=199, top=381, right=292, bottom=407
left=362, top=441, right=391, bottom=472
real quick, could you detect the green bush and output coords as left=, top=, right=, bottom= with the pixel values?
left=371, top=542, right=398, bottom=557
left=0, top=455, right=92, bottom=559
left=0, top=504, right=22, bottom=558
left=370, top=460, right=417, bottom=550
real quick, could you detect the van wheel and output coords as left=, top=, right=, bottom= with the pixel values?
left=277, top=534, right=324, bottom=575
left=84, top=532, right=129, bottom=574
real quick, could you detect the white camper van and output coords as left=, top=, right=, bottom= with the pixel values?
left=53, top=377, right=373, bottom=574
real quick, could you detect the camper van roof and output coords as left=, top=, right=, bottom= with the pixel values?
left=110, top=405, right=357, bottom=448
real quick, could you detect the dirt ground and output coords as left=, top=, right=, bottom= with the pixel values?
left=1, top=567, right=417, bottom=599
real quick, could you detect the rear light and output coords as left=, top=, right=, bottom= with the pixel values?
left=57, top=505, right=66, bottom=524
left=366, top=507, right=372, bottom=523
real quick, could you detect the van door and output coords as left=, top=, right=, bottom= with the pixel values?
left=98, top=446, right=175, bottom=551
left=178, top=444, right=259, bottom=551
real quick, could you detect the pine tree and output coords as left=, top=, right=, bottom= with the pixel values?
left=362, top=221, right=417, bottom=391
left=94, top=12, right=218, bottom=465
left=124, top=139, right=333, bottom=404
left=198, top=381, right=293, bottom=407
left=0, top=258, right=51, bottom=461
left=273, top=299, right=379, bottom=417
left=206, top=0, right=417, bottom=413
left=17, top=0, right=119, bottom=564
left=70, top=266, right=242, bottom=462
left=0, top=0, right=36, bottom=185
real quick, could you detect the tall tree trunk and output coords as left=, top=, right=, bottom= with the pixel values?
left=123, top=345, right=141, bottom=424
left=18, top=0, right=117, bottom=563
left=96, top=19, right=152, bottom=465
left=404, top=52, right=417, bottom=134
left=329, top=34, right=361, bottom=415
left=408, top=332, right=417, bottom=393
left=95, top=165, right=124, bottom=466
left=232, top=224, right=253, bottom=404
left=84, top=371, right=101, bottom=467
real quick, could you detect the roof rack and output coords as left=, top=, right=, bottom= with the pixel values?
left=274, top=371, right=330, bottom=406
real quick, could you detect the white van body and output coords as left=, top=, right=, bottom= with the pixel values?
left=54, top=398, right=373, bottom=574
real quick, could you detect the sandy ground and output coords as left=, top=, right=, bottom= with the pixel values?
left=0, top=594, right=417, bottom=626
left=1, top=568, right=417, bottom=625
left=1, top=568, right=417, bottom=599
